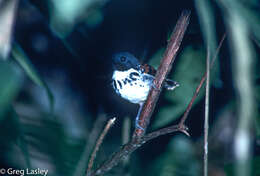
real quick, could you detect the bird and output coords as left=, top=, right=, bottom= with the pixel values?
left=112, top=52, right=179, bottom=130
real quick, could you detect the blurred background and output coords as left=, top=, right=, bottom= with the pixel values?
left=0, top=0, right=259, bottom=175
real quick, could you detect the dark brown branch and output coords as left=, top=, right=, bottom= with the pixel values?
left=91, top=125, right=187, bottom=176
left=133, top=10, right=191, bottom=138
left=87, top=118, right=116, bottom=176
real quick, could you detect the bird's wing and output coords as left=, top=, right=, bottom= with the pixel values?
left=140, top=64, right=179, bottom=90
left=140, top=64, right=157, bottom=76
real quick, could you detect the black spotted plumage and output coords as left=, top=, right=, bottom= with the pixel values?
left=112, top=52, right=179, bottom=104
left=112, top=52, right=179, bottom=130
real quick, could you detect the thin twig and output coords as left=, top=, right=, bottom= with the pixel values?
left=179, top=33, right=226, bottom=127
left=133, top=10, right=191, bottom=138
left=143, top=125, right=189, bottom=142
left=204, top=46, right=210, bottom=176
left=91, top=126, right=184, bottom=176
left=87, top=117, right=116, bottom=176
left=73, top=114, right=107, bottom=176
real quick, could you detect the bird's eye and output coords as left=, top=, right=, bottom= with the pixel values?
left=120, top=56, right=126, bottom=62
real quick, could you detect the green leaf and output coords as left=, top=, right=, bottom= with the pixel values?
left=49, top=0, right=106, bottom=37
left=0, top=61, right=22, bottom=118
left=11, top=43, right=54, bottom=112
left=224, top=156, right=260, bottom=176
left=12, top=108, right=32, bottom=168
left=252, top=157, right=260, bottom=176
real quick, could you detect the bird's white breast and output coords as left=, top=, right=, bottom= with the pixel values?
left=112, top=68, right=151, bottom=104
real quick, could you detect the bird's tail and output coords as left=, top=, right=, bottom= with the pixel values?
left=164, top=79, right=179, bottom=90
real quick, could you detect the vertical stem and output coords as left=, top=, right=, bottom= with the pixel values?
left=122, top=117, right=131, bottom=164
left=121, top=117, right=131, bottom=174
left=204, top=46, right=210, bottom=176
left=227, top=8, right=255, bottom=176
left=216, top=0, right=256, bottom=173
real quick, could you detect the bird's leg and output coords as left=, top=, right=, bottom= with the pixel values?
left=135, top=103, right=144, bottom=130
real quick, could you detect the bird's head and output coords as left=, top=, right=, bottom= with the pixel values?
left=112, top=52, right=140, bottom=71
